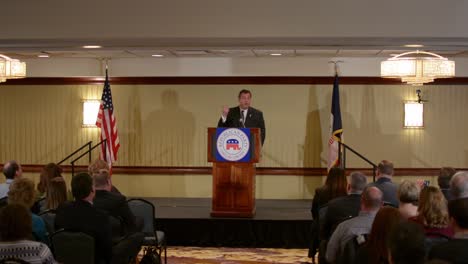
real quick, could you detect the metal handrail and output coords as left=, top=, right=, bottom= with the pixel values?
left=57, top=141, right=92, bottom=165
left=70, top=139, right=107, bottom=176
left=338, top=141, right=378, bottom=182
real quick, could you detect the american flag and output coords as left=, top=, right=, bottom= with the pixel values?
left=96, top=69, right=120, bottom=168
left=327, top=74, right=343, bottom=171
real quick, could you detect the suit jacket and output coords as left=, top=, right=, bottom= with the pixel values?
left=55, top=200, right=112, bottom=264
left=217, top=106, right=266, bottom=145
left=93, top=190, right=137, bottom=234
left=429, top=239, right=468, bottom=263
left=322, top=193, right=361, bottom=240
left=368, top=177, right=399, bottom=207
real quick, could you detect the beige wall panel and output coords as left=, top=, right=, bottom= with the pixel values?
left=1, top=83, right=467, bottom=199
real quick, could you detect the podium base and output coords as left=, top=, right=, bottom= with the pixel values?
left=210, top=208, right=256, bottom=218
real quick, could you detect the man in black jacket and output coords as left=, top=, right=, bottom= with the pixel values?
left=55, top=172, right=113, bottom=264
left=92, top=169, right=143, bottom=264
left=218, top=89, right=266, bottom=145
left=93, top=169, right=137, bottom=234
left=321, top=171, right=367, bottom=240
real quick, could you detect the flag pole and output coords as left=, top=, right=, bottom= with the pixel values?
left=328, top=60, right=343, bottom=76
left=328, top=60, right=344, bottom=170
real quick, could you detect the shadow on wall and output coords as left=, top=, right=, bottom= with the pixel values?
left=143, top=89, right=195, bottom=166
left=346, top=85, right=426, bottom=169
left=303, top=85, right=324, bottom=169
left=303, top=85, right=324, bottom=195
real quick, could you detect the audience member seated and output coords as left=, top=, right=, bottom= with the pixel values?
left=388, top=221, right=426, bottom=264
left=44, top=177, right=68, bottom=211
left=310, top=167, right=348, bottom=261
left=397, top=180, right=420, bottom=219
left=450, top=171, right=468, bottom=200
left=429, top=197, right=468, bottom=263
left=410, top=186, right=454, bottom=241
left=354, top=207, right=402, bottom=264
left=89, top=159, right=121, bottom=194
left=8, top=178, right=49, bottom=245
left=0, top=204, right=57, bottom=263
left=326, top=186, right=383, bottom=264
left=55, top=172, right=113, bottom=264
left=322, top=171, right=367, bottom=240
left=0, top=160, right=22, bottom=199
left=92, top=169, right=140, bottom=233
left=368, top=160, right=399, bottom=207
left=37, top=163, right=63, bottom=196
left=438, top=167, right=456, bottom=201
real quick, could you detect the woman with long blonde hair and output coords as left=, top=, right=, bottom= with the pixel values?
left=411, top=186, right=453, bottom=238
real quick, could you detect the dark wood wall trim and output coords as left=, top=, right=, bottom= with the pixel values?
left=3, top=76, right=468, bottom=85
left=16, top=164, right=465, bottom=177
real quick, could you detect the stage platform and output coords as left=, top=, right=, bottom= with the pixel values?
left=144, top=197, right=312, bottom=248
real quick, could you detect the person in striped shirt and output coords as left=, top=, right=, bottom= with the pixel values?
left=0, top=203, right=57, bottom=264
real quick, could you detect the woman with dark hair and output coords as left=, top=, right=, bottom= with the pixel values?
left=45, top=177, right=67, bottom=210
left=0, top=204, right=56, bottom=263
left=37, top=163, right=63, bottom=195
left=355, top=207, right=402, bottom=264
left=309, top=167, right=348, bottom=260
left=311, top=167, right=348, bottom=219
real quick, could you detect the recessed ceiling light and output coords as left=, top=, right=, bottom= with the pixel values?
left=270, top=53, right=282, bottom=56
left=83, top=45, right=102, bottom=49
left=38, top=54, right=49, bottom=58
left=404, top=44, right=424, bottom=48
left=152, top=54, right=164, bottom=57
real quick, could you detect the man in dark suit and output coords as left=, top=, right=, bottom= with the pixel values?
left=55, top=172, right=113, bottom=264
left=92, top=169, right=143, bottom=264
left=438, top=167, right=456, bottom=201
left=93, top=169, right=137, bottom=234
left=368, top=160, right=399, bottom=207
left=321, top=171, right=367, bottom=240
left=217, top=89, right=266, bottom=145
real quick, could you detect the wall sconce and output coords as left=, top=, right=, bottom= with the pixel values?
left=404, top=102, right=424, bottom=128
left=82, top=100, right=101, bottom=127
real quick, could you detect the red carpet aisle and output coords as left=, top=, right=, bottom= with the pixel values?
left=139, top=247, right=311, bottom=264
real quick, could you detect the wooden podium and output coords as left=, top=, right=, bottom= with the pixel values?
left=208, top=127, right=261, bottom=218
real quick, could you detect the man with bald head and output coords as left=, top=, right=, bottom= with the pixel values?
left=0, top=161, right=22, bottom=199
left=450, top=171, right=468, bottom=199
left=326, top=186, right=383, bottom=264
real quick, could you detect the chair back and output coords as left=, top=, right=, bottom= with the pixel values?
left=0, top=257, right=30, bottom=264
left=127, top=199, right=156, bottom=235
left=337, top=233, right=368, bottom=264
left=0, top=196, right=8, bottom=208
left=51, top=229, right=95, bottom=264
left=424, top=233, right=450, bottom=255
left=38, top=209, right=56, bottom=236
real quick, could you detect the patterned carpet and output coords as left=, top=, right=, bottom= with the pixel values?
left=141, top=247, right=312, bottom=264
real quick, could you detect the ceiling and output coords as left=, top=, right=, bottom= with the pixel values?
left=2, top=37, right=468, bottom=59
left=3, top=46, right=468, bottom=60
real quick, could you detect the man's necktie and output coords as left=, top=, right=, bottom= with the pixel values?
left=241, top=110, right=246, bottom=127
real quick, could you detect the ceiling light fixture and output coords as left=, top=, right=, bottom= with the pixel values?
left=381, top=50, right=455, bottom=86
left=151, top=54, right=164, bottom=57
left=0, top=54, right=27, bottom=83
left=270, top=53, right=282, bottom=56
left=83, top=45, right=102, bottom=49
left=404, top=44, right=424, bottom=48
left=38, top=54, right=50, bottom=58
